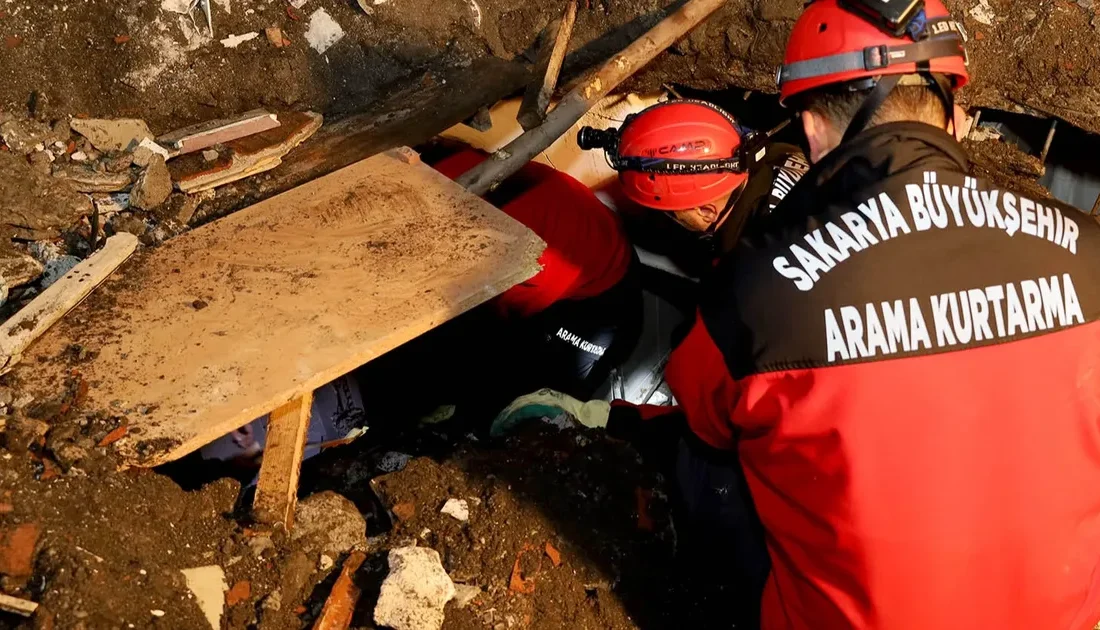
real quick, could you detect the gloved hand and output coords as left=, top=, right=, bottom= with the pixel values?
left=490, top=389, right=611, bottom=437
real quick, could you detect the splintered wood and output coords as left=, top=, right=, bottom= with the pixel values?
left=19, top=149, right=545, bottom=468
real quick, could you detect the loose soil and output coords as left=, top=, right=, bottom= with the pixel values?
left=2, top=0, right=1099, bottom=135
left=1, top=393, right=708, bottom=629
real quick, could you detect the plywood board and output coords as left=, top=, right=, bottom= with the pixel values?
left=19, top=150, right=545, bottom=467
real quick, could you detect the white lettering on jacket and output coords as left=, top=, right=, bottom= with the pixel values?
left=823, top=273, right=1085, bottom=362
left=773, top=172, right=1080, bottom=292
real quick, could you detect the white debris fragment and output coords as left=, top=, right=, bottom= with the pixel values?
left=305, top=8, right=345, bottom=54
left=70, top=151, right=88, bottom=162
left=290, top=0, right=309, bottom=7
left=150, top=610, right=166, bottom=617
left=969, top=125, right=1003, bottom=142
left=202, top=149, right=219, bottom=161
left=134, top=138, right=171, bottom=165
left=452, top=584, right=481, bottom=609
left=969, top=0, right=995, bottom=25
left=468, top=0, right=482, bottom=29
left=440, top=499, right=469, bottom=522
left=160, top=0, right=191, bottom=14
left=180, top=566, right=228, bottom=630
left=92, top=193, right=130, bottom=217
left=378, top=452, right=412, bottom=473
left=374, top=547, right=455, bottom=630
left=220, top=32, right=259, bottom=48
left=319, top=554, right=334, bottom=571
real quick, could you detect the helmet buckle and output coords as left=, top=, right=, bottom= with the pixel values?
left=863, top=45, right=891, bottom=71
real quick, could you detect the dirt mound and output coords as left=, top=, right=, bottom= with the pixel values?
left=3, top=1, right=1098, bottom=137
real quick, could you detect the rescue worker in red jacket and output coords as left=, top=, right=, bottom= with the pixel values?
left=499, top=1, right=1100, bottom=628
left=356, top=141, right=642, bottom=427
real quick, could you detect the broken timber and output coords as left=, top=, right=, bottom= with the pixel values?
left=17, top=149, right=545, bottom=470
left=0, top=233, right=137, bottom=374
left=517, top=0, right=578, bottom=132
left=253, top=392, right=313, bottom=528
left=457, top=0, right=728, bottom=196
left=0, top=593, right=38, bottom=617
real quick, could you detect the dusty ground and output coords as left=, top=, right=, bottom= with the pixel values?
left=1, top=391, right=702, bottom=629
left=2, top=0, right=1100, bottom=133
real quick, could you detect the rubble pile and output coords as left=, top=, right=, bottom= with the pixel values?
left=0, top=107, right=321, bottom=312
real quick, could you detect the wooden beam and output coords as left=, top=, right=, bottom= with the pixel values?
left=253, top=392, right=313, bottom=528
left=0, top=593, right=38, bottom=617
left=0, top=233, right=137, bottom=375
left=517, top=0, right=578, bottom=132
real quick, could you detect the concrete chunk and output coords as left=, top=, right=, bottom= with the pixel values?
left=180, top=566, right=228, bottom=630
left=374, top=547, right=455, bottom=630
left=130, top=155, right=173, bottom=210
left=70, top=118, right=154, bottom=153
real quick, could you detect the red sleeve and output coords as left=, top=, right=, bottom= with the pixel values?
left=432, top=148, right=489, bottom=180
left=664, top=312, right=741, bottom=450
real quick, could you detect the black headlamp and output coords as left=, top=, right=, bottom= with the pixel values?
left=837, top=0, right=926, bottom=38
left=577, top=118, right=789, bottom=177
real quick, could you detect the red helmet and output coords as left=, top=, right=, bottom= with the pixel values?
left=610, top=100, right=748, bottom=212
left=778, top=0, right=969, bottom=105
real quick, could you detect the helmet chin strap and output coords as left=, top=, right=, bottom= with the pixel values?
left=842, top=73, right=903, bottom=143
left=842, top=71, right=956, bottom=143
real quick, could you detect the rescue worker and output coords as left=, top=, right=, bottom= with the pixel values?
left=499, top=1, right=1100, bottom=628
left=356, top=140, right=643, bottom=428
left=578, top=99, right=809, bottom=277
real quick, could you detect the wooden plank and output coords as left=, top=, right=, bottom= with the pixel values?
left=253, top=392, right=312, bottom=527
left=0, top=233, right=137, bottom=374
left=517, top=0, right=578, bottom=132
left=19, top=149, right=545, bottom=468
left=313, top=551, right=367, bottom=630
left=157, top=109, right=281, bottom=156
left=0, top=592, right=38, bottom=617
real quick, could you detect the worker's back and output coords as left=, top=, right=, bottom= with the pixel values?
left=698, top=121, right=1100, bottom=629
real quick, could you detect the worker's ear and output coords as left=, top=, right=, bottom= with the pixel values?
left=800, top=110, right=839, bottom=164
left=951, top=104, right=968, bottom=141
left=696, top=204, right=719, bottom=223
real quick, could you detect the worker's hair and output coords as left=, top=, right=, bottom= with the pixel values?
left=796, top=82, right=948, bottom=131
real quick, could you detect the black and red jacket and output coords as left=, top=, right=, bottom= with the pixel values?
left=663, top=123, right=1100, bottom=629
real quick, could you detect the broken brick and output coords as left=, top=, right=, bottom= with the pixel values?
left=265, top=27, right=291, bottom=48
left=5, top=36, right=20, bottom=49
left=0, top=523, right=40, bottom=577
left=0, top=504, right=12, bottom=514
left=226, top=580, right=251, bottom=606
left=544, top=542, right=561, bottom=567
left=391, top=502, right=415, bottom=522
left=39, top=458, right=61, bottom=481
left=114, top=35, right=131, bottom=44
left=97, top=424, right=128, bottom=447
left=286, top=5, right=302, bottom=20
left=508, top=546, right=538, bottom=594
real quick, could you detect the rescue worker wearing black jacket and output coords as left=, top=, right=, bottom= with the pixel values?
left=495, top=1, right=1100, bottom=628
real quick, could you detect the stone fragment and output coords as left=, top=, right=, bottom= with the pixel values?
left=130, top=155, right=172, bottom=210
left=374, top=547, right=455, bottom=630
left=70, top=118, right=154, bottom=153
